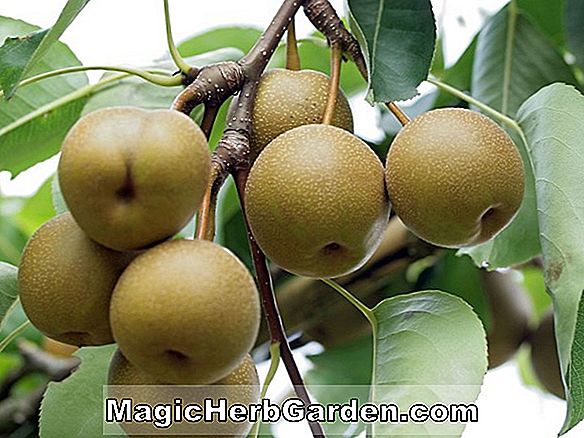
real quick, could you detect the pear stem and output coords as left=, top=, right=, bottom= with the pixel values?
left=322, top=42, right=342, bottom=125
left=286, top=19, right=302, bottom=71
left=386, top=102, right=411, bottom=126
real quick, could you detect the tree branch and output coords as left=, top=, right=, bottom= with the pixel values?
left=234, top=169, right=325, bottom=438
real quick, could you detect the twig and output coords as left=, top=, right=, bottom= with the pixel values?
left=234, top=169, right=325, bottom=438
left=322, top=42, right=342, bottom=125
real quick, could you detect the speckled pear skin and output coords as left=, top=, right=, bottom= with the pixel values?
left=385, top=108, right=525, bottom=248
left=110, top=239, right=260, bottom=385
left=250, top=68, right=353, bottom=157
left=108, top=350, right=260, bottom=437
left=58, top=107, right=211, bottom=251
left=245, top=124, right=390, bottom=278
left=18, top=213, right=134, bottom=346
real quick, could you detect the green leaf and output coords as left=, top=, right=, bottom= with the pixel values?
left=0, top=16, right=89, bottom=176
left=471, top=4, right=578, bottom=118
left=270, top=37, right=366, bottom=97
left=0, top=211, right=27, bottom=265
left=521, top=266, right=552, bottom=320
left=433, top=37, right=477, bottom=108
left=516, top=0, right=565, bottom=47
left=0, top=0, right=90, bottom=98
left=566, top=0, right=584, bottom=70
left=15, top=176, right=57, bottom=236
left=82, top=49, right=242, bottom=114
left=40, top=345, right=124, bottom=438
left=51, top=174, right=68, bottom=215
left=0, top=300, right=42, bottom=352
left=347, top=0, right=436, bottom=102
left=0, top=262, right=18, bottom=328
left=371, top=291, right=487, bottom=437
left=418, top=251, right=491, bottom=330
left=178, top=26, right=262, bottom=58
left=305, top=336, right=373, bottom=437
left=516, top=83, right=584, bottom=434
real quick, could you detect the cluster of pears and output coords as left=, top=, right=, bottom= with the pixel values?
left=18, top=107, right=261, bottom=436
left=244, top=69, right=526, bottom=280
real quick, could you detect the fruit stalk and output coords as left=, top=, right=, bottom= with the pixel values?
left=322, top=42, right=342, bottom=125
left=234, top=169, right=326, bottom=438
left=286, top=19, right=301, bottom=71
left=303, top=0, right=411, bottom=126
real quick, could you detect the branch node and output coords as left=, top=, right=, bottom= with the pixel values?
left=172, top=62, right=245, bottom=115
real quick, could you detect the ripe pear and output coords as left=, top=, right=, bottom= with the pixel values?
left=108, top=350, right=259, bottom=437
left=530, top=311, right=565, bottom=399
left=58, top=107, right=210, bottom=251
left=385, top=108, right=525, bottom=248
left=249, top=68, right=353, bottom=156
left=110, top=239, right=260, bottom=384
left=482, top=271, right=532, bottom=369
left=18, top=213, right=133, bottom=346
left=245, top=124, right=390, bottom=278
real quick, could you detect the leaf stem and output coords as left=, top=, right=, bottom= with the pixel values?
left=426, top=77, right=519, bottom=129
left=321, top=279, right=376, bottom=327
left=0, top=321, right=31, bottom=353
left=163, top=0, right=192, bottom=74
left=0, top=65, right=182, bottom=100
left=286, top=19, right=301, bottom=71
left=251, top=341, right=281, bottom=438
left=322, top=42, right=342, bottom=125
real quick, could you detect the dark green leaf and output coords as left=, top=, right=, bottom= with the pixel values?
left=0, top=262, right=18, bottom=329
left=347, top=0, right=436, bottom=102
left=516, top=83, right=584, bottom=434
left=0, top=16, right=88, bottom=176
left=371, top=291, right=487, bottom=437
left=0, top=0, right=90, bottom=97
left=40, top=345, right=124, bottom=437
left=472, top=4, right=578, bottom=117
left=517, top=0, right=565, bottom=47
left=566, top=0, right=584, bottom=69
left=433, top=37, right=477, bottom=108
